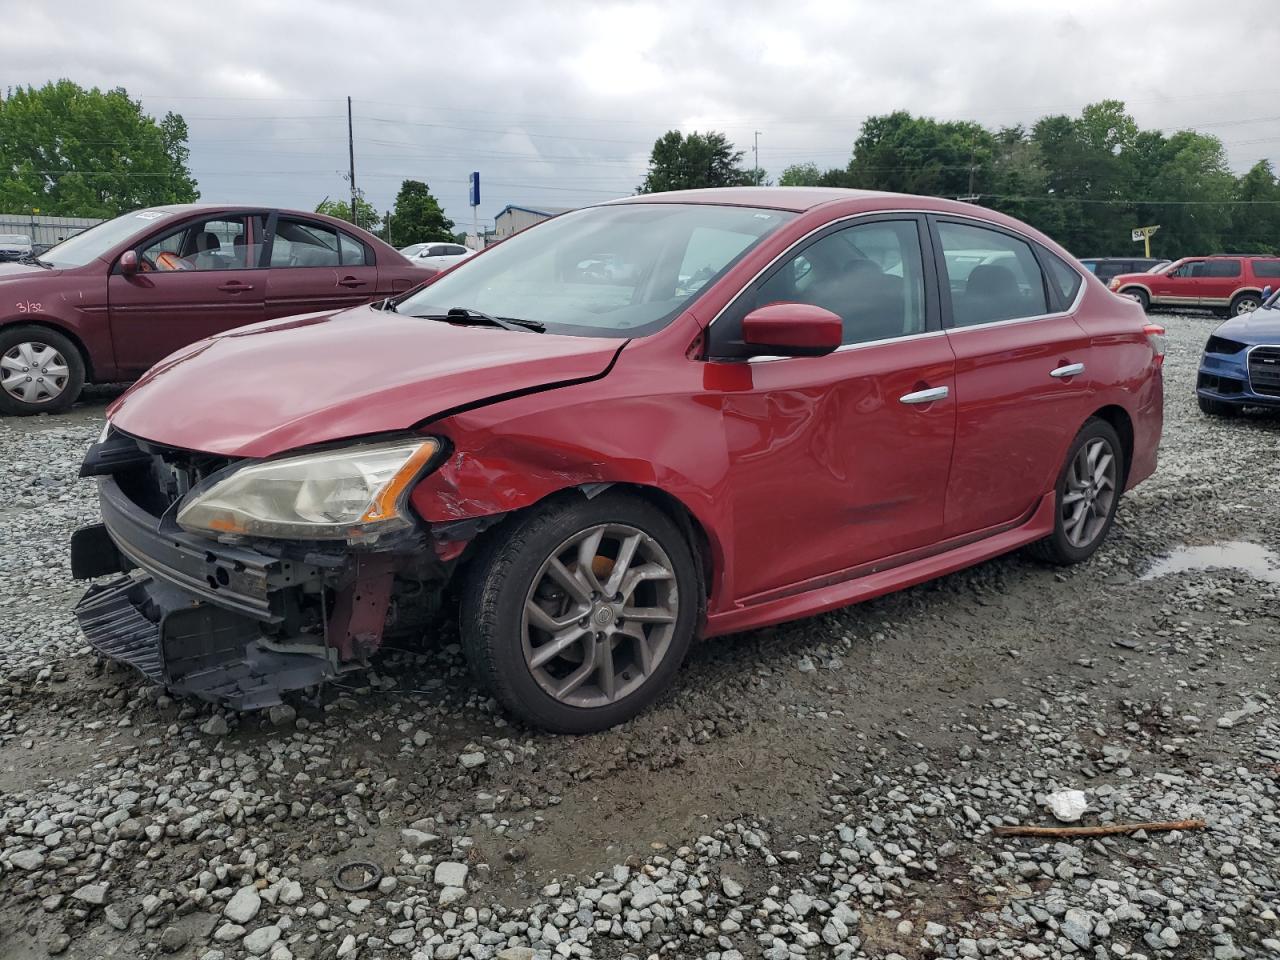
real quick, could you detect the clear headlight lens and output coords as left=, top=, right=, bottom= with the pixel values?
left=176, top=438, right=440, bottom=541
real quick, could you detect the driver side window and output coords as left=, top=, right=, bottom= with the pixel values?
left=1172, top=261, right=1203, bottom=279
left=140, top=218, right=254, bottom=272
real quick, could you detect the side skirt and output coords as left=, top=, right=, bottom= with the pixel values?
left=703, top=492, right=1057, bottom=637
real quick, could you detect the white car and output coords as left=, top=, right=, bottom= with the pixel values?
left=400, top=242, right=475, bottom=271
left=0, top=234, right=33, bottom=261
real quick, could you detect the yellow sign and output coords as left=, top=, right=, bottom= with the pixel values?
left=1131, top=225, right=1160, bottom=257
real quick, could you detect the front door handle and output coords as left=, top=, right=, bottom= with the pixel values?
left=217, top=281, right=254, bottom=293
left=899, top=385, right=949, bottom=405
left=338, top=276, right=367, bottom=288
left=1050, top=362, right=1085, bottom=379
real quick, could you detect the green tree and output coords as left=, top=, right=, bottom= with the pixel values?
left=638, top=131, right=752, bottom=193
left=388, top=179, right=455, bottom=246
left=1233, top=161, right=1280, bottom=254
left=0, top=79, right=198, bottom=217
left=846, top=111, right=996, bottom=198
left=779, top=162, right=821, bottom=186
left=316, top=196, right=382, bottom=233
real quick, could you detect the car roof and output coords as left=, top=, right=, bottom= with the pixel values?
left=602, top=186, right=994, bottom=214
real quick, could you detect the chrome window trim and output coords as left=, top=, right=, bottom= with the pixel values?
left=708, top=208, right=1087, bottom=358
left=744, top=329, right=947, bottom=364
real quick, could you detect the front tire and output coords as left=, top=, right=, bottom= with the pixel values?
left=1198, top=395, right=1240, bottom=418
left=461, top=492, right=700, bottom=733
left=0, top=325, right=85, bottom=416
left=1120, top=288, right=1149, bottom=312
left=1029, top=418, right=1125, bottom=566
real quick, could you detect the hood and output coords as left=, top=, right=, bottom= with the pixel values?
left=1215, top=307, right=1280, bottom=343
left=0, top=261, right=56, bottom=280
left=108, top=305, right=624, bottom=457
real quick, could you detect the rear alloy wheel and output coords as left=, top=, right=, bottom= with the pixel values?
left=1029, top=419, right=1125, bottom=565
left=1230, top=293, right=1261, bottom=317
left=0, top=325, right=85, bottom=416
left=461, top=493, right=699, bottom=733
left=1198, top=395, right=1240, bottom=418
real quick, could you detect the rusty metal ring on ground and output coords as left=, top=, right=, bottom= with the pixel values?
left=333, top=860, right=383, bottom=892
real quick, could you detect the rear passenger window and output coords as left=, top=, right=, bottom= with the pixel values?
left=339, top=232, right=369, bottom=266
left=755, top=219, right=927, bottom=346
left=937, top=221, right=1048, bottom=326
left=271, top=219, right=340, bottom=267
left=1041, top=250, right=1083, bottom=307
left=1206, top=259, right=1242, bottom=278
left=1253, top=260, right=1280, bottom=278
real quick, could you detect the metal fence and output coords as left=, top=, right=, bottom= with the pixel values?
left=0, top=213, right=104, bottom=247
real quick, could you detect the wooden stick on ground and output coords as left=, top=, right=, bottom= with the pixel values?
left=992, top=818, right=1206, bottom=839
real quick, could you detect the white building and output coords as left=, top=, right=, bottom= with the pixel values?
left=493, top=204, right=574, bottom=240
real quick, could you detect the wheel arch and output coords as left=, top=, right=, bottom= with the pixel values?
left=1089, top=403, right=1134, bottom=489
left=0, top=317, right=96, bottom=382
left=457, top=481, right=719, bottom=618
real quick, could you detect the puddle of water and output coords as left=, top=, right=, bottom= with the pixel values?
left=1142, top=541, right=1280, bottom=583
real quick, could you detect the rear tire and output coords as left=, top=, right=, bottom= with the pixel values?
left=1229, top=293, right=1261, bottom=317
left=0, top=325, right=85, bottom=416
left=1029, top=418, right=1125, bottom=566
left=460, top=492, right=700, bottom=733
left=1198, top=395, right=1240, bottom=418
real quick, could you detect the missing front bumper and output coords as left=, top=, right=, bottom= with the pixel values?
left=74, top=573, right=336, bottom=710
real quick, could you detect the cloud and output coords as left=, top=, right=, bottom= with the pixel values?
left=2, top=0, right=1278, bottom=226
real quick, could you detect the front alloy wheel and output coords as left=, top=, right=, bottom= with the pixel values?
left=522, top=523, right=679, bottom=708
left=462, top=492, right=699, bottom=733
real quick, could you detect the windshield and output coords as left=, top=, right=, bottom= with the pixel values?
left=396, top=203, right=795, bottom=337
left=38, top=209, right=174, bottom=268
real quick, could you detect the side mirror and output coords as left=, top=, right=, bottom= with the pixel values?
left=1262, top=285, right=1272, bottom=305
left=741, top=302, right=842, bottom=357
left=119, top=250, right=139, bottom=275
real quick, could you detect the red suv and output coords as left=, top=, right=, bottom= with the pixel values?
left=1108, top=255, right=1280, bottom=316
left=0, top=205, right=428, bottom=414
left=71, top=188, right=1164, bottom=732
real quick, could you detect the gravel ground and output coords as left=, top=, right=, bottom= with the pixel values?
left=1, top=312, right=1277, bottom=960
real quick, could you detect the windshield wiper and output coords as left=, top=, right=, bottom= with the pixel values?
left=414, top=307, right=545, bottom=333
left=16, top=254, right=53, bottom=269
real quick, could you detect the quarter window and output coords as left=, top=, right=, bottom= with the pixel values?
left=1041, top=250, right=1083, bottom=307
left=752, top=219, right=927, bottom=346
left=937, top=221, right=1048, bottom=326
left=1253, top=260, right=1280, bottom=278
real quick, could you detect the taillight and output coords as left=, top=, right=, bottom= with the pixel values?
left=1144, top=323, right=1166, bottom=368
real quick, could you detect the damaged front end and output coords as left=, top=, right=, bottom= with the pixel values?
left=71, top=430, right=453, bottom=709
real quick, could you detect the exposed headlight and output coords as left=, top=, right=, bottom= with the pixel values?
left=176, top=438, right=440, bottom=541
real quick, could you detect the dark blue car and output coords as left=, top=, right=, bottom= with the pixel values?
left=1197, top=289, right=1280, bottom=415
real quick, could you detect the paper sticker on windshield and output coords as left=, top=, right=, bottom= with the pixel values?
left=135, top=211, right=167, bottom=220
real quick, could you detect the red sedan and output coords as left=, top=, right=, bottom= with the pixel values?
left=0, top=204, right=428, bottom=414
left=72, top=188, right=1164, bottom=732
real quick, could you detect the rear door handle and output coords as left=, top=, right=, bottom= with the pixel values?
left=1050, top=362, right=1085, bottom=379
left=217, top=281, right=254, bottom=293
left=338, top=276, right=367, bottom=288
left=899, top=385, right=949, bottom=405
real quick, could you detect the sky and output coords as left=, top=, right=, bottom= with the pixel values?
left=3, top=0, right=1280, bottom=233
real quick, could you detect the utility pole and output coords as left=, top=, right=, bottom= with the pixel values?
left=347, top=96, right=358, bottom=225
left=753, top=131, right=762, bottom=185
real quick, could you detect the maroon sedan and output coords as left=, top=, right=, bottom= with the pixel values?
left=0, top=204, right=429, bottom=414
left=73, top=188, right=1164, bottom=732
